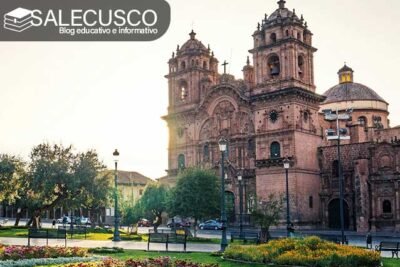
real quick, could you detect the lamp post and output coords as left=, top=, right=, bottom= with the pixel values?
left=112, top=149, right=121, bottom=242
left=218, top=138, right=228, bottom=252
left=283, top=158, right=291, bottom=237
left=237, top=172, right=244, bottom=238
left=323, top=108, right=352, bottom=244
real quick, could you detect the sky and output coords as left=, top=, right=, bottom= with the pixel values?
left=0, top=0, right=399, bottom=179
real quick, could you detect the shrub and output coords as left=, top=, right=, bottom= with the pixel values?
left=0, top=245, right=88, bottom=260
left=88, top=247, right=124, bottom=254
left=224, top=236, right=380, bottom=267
left=65, top=257, right=218, bottom=267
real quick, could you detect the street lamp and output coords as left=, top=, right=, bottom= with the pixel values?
left=112, top=149, right=121, bottom=242
left=218, top=138, right=228, bottom=252
left=283, top=157, right=291, bottom=238
left=323, top=108, right=352, bottom=244
left=237, top=172, right=243, bottom=238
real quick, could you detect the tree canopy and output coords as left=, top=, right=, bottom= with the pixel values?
left=168, top=168, right=220, bottom=230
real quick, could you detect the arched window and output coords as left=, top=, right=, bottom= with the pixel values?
left=297, top=32, right=302, bottom=40
left=270, top=142, right=281, bottom=158
left=298, top=55, right=304, bottom=78
left=270, top=33, right=277, bottom=43
left=268, top=55, right=280, bottom=77
left=383, top=200, right=392, bottom=213
left=203, top=144, right=209, bottom=161
left=181, top=61, right=186, bottom=70
left=179, top=80, right=188, bottom=101
left=178, top=154, right=185, bottom=170
left=358, top=116, right=367, bottom=126
left=285, top=30, right=289, bottom=36
left=332, top=160, right=339, bottom=177
left=203, top=61, right=208, bottom=69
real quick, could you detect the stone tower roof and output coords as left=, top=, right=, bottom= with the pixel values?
left=177, top=30, right=208, bottom=56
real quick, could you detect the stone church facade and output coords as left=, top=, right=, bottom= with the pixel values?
left=162, top=0, right=400, bottom=232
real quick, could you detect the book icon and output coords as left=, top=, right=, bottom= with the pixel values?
left=4, top=7, right=33, bottom=32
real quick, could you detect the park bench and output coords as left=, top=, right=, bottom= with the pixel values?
left=230, top=230, right=260, bottom=243
left=28, top=228, right=67, bottom=247
left=147, top=232, right=187, bottom=251
left=375, top=241, right=400, bottom=258
left=58, top=225, right=87, bottom=239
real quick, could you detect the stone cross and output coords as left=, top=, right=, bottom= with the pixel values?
left=222, top=60, right=229, bottom=74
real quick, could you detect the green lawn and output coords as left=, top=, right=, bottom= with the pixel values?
left=0, top=226, right=143, bottom=241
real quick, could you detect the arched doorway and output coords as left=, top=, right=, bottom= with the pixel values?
left=225, top=191, right=235, bottom=223
left=328, top=198, right=350, bottom=229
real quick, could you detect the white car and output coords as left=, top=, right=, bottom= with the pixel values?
left=56, top=216, right=71, bottom=224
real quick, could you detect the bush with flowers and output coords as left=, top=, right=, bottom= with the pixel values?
left=63, top=257, right=218, bottom=267
left=0, top=245, right=88, bottom=260
left=223, top=236, right=380, bottom=267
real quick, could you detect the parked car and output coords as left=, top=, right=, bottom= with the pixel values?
left=198, top=220, right=222, bottom=230
left=167, top=220, right=191, bottom=228
left=76, top=216, right=91, bottom=225
left=137, top=218, right=152, bottom=227
left=56, top=216, right=71, bottom=224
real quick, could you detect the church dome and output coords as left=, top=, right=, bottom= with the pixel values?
left=323, top=82, right=387, bottom=104
left=323, top=64, right=387, bottom=105
left=178, top=30, right=208, bottom=56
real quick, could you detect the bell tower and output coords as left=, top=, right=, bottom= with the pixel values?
left=250, top=0, right=316, bottom=92
left=164, top=31, right=219, bottom=177
left=166, top=30, right=218, bottom=114
left=251, top=1, right=325, bottom=227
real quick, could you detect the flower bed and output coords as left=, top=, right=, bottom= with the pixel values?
left=64, top=257, right=218, bottom=267
left=223, top=236, right=380, bottom=267
left=0, top=244, right=88, bottom=260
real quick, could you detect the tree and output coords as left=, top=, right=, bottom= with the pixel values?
left=138, top=183, right=168, bottom=231
left=251, top=193, right=284, bottom=242
left=25, top=143, right=110, bottom=228
left=121, top=201, right=143, bottom=234
left=168, top=168, right=220, bottom=237
left=0, top=154, right=25, bottom=203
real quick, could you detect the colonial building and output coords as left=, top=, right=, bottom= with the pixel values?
left=162, top=0, right=400, bottom=232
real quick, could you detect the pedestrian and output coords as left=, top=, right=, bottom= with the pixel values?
left=366, top=232, right=372, bottom=249
left=52, top=219, right=56, bottom=228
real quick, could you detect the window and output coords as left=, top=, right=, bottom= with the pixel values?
left=332, top=160, right=339, bottom=177
left=179, top=80, right=188, bottom=101
left=298, top=56, right=304, bottom=78
left=203, top=144, right=209, bottom=161
left=181, top=61, right=186, bottom=70
left=309, top=196, right=313, bottom=208
left=297, top=32, right=301, bottom=40
left=358, top=116, right=367, bottom=126
left=270, top=33, right=277, bottom=43
left=285, top=30, right=289, bottom=36
left=178, top=154, right=185, bottom=170
left=270, top=142, right=281, bottom=158
left=383, top=200, right=392, bottom=213
left=139, top=189, right=143, bottom=196
left=303, top=111, right=309, bottom=122
left=268, top=55, right=280, bottom=77
left=203, top=61, right=208, bottom=69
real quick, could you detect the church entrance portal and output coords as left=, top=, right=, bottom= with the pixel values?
left=328, top=198, right=350, bottom=229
